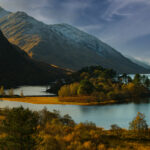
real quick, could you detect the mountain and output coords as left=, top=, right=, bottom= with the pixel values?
left=127, top=56, right=150, bottom=69
left=0, top=30, right=67, bottom=87
left=0, top=7, right=149, bottom=73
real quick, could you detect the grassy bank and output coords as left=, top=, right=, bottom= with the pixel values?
left=1, top=96, right=120, bottom=105
left=1, top=107, right=150, bottom=149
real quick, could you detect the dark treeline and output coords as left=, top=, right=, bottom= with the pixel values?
left=48, top=66, right=150, bottom=103
left=0, top=107, right=150, bottom=150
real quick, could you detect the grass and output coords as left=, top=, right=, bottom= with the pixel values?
left=1, top=96, right=118, bottom=105
left=2, top=97, right=60, bottom=104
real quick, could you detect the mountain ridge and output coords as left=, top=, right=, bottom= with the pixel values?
left=127, top=55, right=150, bottom=70
left=0, top=7, right=149, bottom=73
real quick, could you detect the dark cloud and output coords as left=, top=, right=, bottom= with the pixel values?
left=0, top=0, right=150, bottom=63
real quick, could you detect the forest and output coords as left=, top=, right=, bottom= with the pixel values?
left=0, top=107, right=150, bottom=150
left=49, top=66, right=150, bottom=103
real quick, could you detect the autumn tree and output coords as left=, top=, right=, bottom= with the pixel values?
left=129, top=112, right=148, bottom=134
left=58, top=83, right=80, bottom=97
left=0, top=86, right=5, bottom=96
left=133, top=74, right=141, bottom=85
left=8, top=88, right=14, bottom=96
left=77, top=80, right=94, bottom=95
left=20, top=90, right=24, bottom=97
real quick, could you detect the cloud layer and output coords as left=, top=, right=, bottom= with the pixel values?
left=0, top=0, right=150, bottom=63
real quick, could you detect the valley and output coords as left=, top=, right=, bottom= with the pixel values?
left=0, top=3, right=150, bottom=149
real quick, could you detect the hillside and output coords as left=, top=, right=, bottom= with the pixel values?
left=0, top=7, right=149, bottom=73
left=0, top=30, right=67, bottom=87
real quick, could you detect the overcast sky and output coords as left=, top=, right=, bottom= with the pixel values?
left=0, top=0, right=150, bottom=63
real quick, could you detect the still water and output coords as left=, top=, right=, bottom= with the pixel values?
left=0, top=99, right=150, bottom=129
left=4, top=74, right=150, bottom=96
left=2, top=74, right=150, bottom=129
left=129, top=74, right=150, bottom=79
left=5, top=86, right=54, bottom=96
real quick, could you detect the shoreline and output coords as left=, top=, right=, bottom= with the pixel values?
left=1, top=96, right=149, bottom=106
left=1, top=97, right=121, bottom=106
